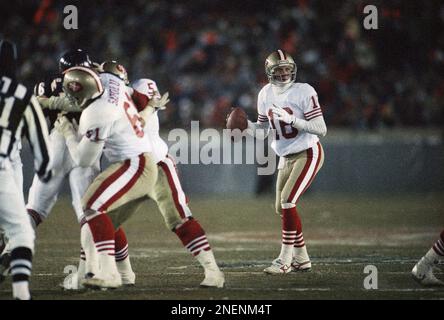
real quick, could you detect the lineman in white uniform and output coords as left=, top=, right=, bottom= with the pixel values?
left=246, top=50, right=327, bottom=274
left=131, top=75, right=224, bottom=288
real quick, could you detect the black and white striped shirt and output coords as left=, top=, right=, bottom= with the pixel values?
left=0, top=75, right=51, bottom=181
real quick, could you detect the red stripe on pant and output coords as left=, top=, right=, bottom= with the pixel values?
left=86, top=160, right=131, bottom=210
left=158, top=159, right=186, bottom=219
left=98, top=155, right=145, bottom=212
left=287, top=147, right=314, bottom=203
left=300, top=142, right=322, bottom=197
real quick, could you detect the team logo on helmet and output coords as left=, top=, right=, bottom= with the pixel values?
left=116, top=64, right=125, bottom=73
left=68, top=81, right=83, bottom=93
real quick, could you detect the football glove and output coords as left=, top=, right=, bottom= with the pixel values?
left=148, top=91, right=169, bottom=110
left=270, top=105, right=295, bottom=125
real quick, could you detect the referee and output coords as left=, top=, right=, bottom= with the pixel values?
left=0, top=39, right=52, bottom=300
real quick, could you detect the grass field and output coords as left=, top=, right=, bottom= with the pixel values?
left=1, top=192, right=443, bottom=300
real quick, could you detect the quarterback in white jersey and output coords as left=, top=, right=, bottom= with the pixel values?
left=247, top=50, right=326, bottom=274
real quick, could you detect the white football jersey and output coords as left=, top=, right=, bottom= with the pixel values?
left=131, top=78, right=168, bottom=163
left=78, top=73, right=151, bottom=163
left=257, top=82, right=324, bottom=156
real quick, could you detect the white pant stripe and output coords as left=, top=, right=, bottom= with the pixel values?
left=291, top=144, right=320, bottom=203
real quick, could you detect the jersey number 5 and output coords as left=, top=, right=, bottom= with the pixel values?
left=124, top=93, right=144, bottom=138
left=269, top=107, right=298, bottom=140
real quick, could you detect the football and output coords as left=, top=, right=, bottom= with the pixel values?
left=226, top=107, right=248, bottom=131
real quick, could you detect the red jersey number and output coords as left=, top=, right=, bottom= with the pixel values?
left=269, top=107, right=298, bottom=140
left=124, top=93, right=144, bottom=138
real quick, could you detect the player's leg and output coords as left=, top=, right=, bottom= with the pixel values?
left=156, top=155, right=224, bottom=288
left=0, top=170, right=35, bottom=300
left=412, top=230, right=444, bottom=286
left=81, top=154, right=156, bottom=289
left=284, top=142, right=323, bottom=271
left=114, top=227, right=135, bottom=285
left=72, top=166, right=137, bottom=286
left=263, top=161, right=294, bottom=274
left=26, top=135, right=69, bottom=228
left=265, top=142, right=324, bottom=274
left=68, top=166, right=100, bottom=289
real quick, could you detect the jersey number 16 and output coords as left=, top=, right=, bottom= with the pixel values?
left=269, top=107, right=298, bottom=140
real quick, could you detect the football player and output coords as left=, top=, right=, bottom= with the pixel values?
left=69, top=61, right=224, bottom=288
left=411, top=230, right=444, bottom=286
left=55, top=66, right=164, bottom=289
left=127, top=69, right=224, bottom=288
left=243, top=50, right=327, bottom=274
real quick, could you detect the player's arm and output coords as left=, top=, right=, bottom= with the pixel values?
left=271, top=87, right=327, bottom=137
left=36, top=95, right=83, bottom=113
left=23, top=95, right=52, bottom=182
left=130, top=79, right=169, bottom=121
left=247, top=89, right=270, bottom=139
left=54, top=116, right=104, bottom=167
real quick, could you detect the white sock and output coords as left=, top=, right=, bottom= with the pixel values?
left=293, top=245, right=310, bottom=262
left=278, top=244, right=293, bottom=266
left=80, top=224, right=99, bottom=275
left=425, top=248, right=441, bottom=264
left=196, top=249, right=220, bottom=272
left=13, top=281, right=31, bottom=300
left=117, top=256, right=134, bottom=275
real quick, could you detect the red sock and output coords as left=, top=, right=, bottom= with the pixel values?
left=174, top=219, right=210, bottom=256
left=282, top=208, right=298, bottom=246
left=87, top=214, right=115, bottom=256
left=114, top=227, right=129, bottom=262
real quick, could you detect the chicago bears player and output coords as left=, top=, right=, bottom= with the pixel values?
left=244, top=50, right=327, bottom=274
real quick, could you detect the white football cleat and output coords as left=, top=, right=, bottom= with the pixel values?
left=200, top=269, right=225, bottom=288
left=412, top=257, right=444, bottom=286
left=81, top=272, right=122, bottom=290
left=264, top=258, right=292, bottom=274
left=291, top=258, right=312, bottom=272
left=120, top=271, right=136, bottom=286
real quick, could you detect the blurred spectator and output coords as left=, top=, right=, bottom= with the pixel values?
left=1, top=0, right=443, bottom=129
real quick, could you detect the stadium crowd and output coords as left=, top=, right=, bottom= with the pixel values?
left=1, top=0, right=443, bottom=129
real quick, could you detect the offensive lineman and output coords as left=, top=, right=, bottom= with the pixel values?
left=130, top=71, right=225, bottom=288
left=0, top=40, right=52, bottom=299
left=243, top=50, right=327, bottom=274
left=57, top=62, right=224, bottom=288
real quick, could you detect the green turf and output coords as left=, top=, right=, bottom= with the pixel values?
left=1, top=192, right=443, bottom=300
